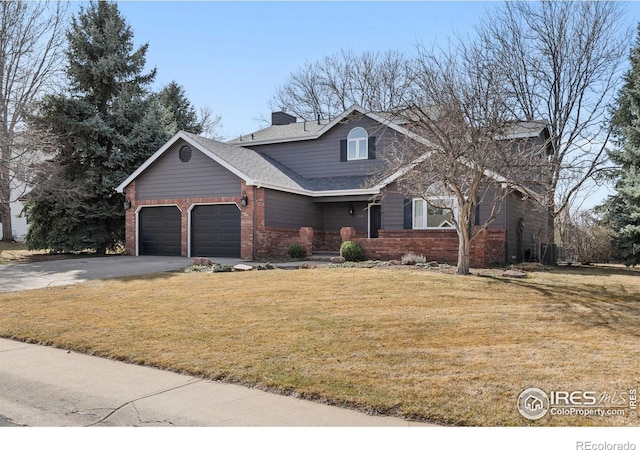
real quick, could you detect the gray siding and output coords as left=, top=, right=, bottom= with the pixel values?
left=505, top=191, right=552, bottom=262
left=264, top=190, right=368, bottom=232
left=479, top=188, right=507, bottom=230
left=382, top=183, right=508, bottom=231
left=322, top=201, right=368, bottom=232
left=136, top=141, right=241, bottom=200
left=245, top=115, right=396, bottom=179
left=381, top=189, right=406, bottom=230
left=265, top=189, right=322, bottom=229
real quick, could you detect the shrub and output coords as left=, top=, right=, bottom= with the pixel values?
left=287, top=243, right=306, bottom=259
left=401, top=253, right=426, bottom=265
left=340, top=241, right=366, bottom=262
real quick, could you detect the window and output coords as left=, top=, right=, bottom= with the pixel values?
left=412, top=197, right=457, bottom=229
left=347, top=127, right=368, bottom=160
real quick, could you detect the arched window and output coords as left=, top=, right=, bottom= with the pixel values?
left=347, top=127, right=368, bottom=160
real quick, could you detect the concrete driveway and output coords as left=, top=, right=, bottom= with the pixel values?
left=0, top=256, right=191, bottom=292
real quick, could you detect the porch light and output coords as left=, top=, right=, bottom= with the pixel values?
left=124, top=197, right=132, bottom=210
left=240, top=192, right=249, bottom=208
left=349, top=203, right=354, bottom=216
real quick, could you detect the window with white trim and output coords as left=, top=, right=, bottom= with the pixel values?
left=347, top=127, right=368, bottom=160
left=412, top=197, right=457, bottom=229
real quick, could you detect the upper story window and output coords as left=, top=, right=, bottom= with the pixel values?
left=347, top=127, right=368, bottom=160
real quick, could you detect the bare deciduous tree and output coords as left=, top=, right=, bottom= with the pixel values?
left=476, top=0, right=629, bottom=224
left=558, top=209, right=615, bottom=264
left=381, top=43, right=546, bottom=275
left=198, top=105, right=223, bottom=140
left=0, top=0, right=67, bottom=241
left=270, top=49, right=414, bottom=121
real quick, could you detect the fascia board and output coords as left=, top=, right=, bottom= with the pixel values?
left=254, top=180, right=379, bottom=198
left=495, top=130, right=544, bottom=140
left=232, top=134, right=321, bottom=146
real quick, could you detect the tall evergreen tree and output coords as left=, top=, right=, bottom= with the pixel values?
left=157, top=81, right=202, bottom=134
left=25, top=1, right=171, bottom=253
left=602, top=24, right=640, bottom=266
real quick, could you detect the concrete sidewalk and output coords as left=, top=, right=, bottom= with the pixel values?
left=0, top=338, right=427, bottom=427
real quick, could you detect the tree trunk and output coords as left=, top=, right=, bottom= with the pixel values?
left=456, top=226, right=472, bottom=275
left=0, top=201, right=13, bottom=241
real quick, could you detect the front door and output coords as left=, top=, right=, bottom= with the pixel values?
left=369, top=204, right=382, bottom=238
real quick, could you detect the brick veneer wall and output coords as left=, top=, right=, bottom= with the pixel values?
left=314, top=230, right=366, bottom=252
left=256, top=227, right=303, bottom=258
left=123, top=179, right=506, bottom=266
left=351, top=228, right=506, bottom=268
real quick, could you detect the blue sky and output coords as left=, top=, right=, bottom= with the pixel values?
left=112, top=1, right=499, bottom=139
left=72, top=1, right=640, bottom=208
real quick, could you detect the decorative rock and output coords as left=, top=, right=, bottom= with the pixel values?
left=330, top=256, right=346, bottom=263
left=501, top=270, right=527, bottom=279
left=233, top=264, right=254, bottom=271
left=193, top=257, right=213, bottom=266
left=299, top=262, right=316, bottom=269
left=389, top=260, right=402, bottom=265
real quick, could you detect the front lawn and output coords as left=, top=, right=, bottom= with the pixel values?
left=0, top=266, right=638, bottom=426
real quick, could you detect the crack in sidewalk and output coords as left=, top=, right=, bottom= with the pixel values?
left=86, top=378, right=202, bottom=427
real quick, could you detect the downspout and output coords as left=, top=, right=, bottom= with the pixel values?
left=253, top=185, right=258, bottom=260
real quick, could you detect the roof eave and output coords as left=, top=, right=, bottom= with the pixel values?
left=254, top=180, right=379, bottom=198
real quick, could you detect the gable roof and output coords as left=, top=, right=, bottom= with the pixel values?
left=115, top=131, right=379, bottom=197
left=118, top=106, right=549, bottom=202
left=228, top=105, right=417, bottom=146
left=230, top=105, right=549, bottom=148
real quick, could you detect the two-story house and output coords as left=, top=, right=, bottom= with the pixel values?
left=116, top=105, right=554, bottom=266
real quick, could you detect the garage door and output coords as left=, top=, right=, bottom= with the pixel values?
left=191, top=204, right=241, bottom=257
left=138, top=206, right=181, bottom=256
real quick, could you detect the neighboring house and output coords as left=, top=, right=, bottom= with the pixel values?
left=0, top=174, right=31, bottom=242
left=116, top=105, right=554, bottom=266
left=0, top=199, right=29, bottom=241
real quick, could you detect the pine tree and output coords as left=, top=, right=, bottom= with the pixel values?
left=157, top=81, right=203, bottom=134
left=602, top=24, right=640, bottom=266
left=25, top=1, right=171, bottom=253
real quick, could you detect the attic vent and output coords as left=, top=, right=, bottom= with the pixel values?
left=179, top=145, right=192, bottom=163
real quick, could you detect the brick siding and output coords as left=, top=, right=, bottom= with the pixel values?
left=124, top=181, right=506, bottom=266
left=352, top=228, right=506, bottom=267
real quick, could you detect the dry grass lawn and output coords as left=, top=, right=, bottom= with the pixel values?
left=0, top=265, right=639, bottom=426
left=0, top=241, right=37, bottom=264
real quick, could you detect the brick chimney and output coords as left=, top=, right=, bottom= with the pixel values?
left=271, top=111, right=296, bottom=126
